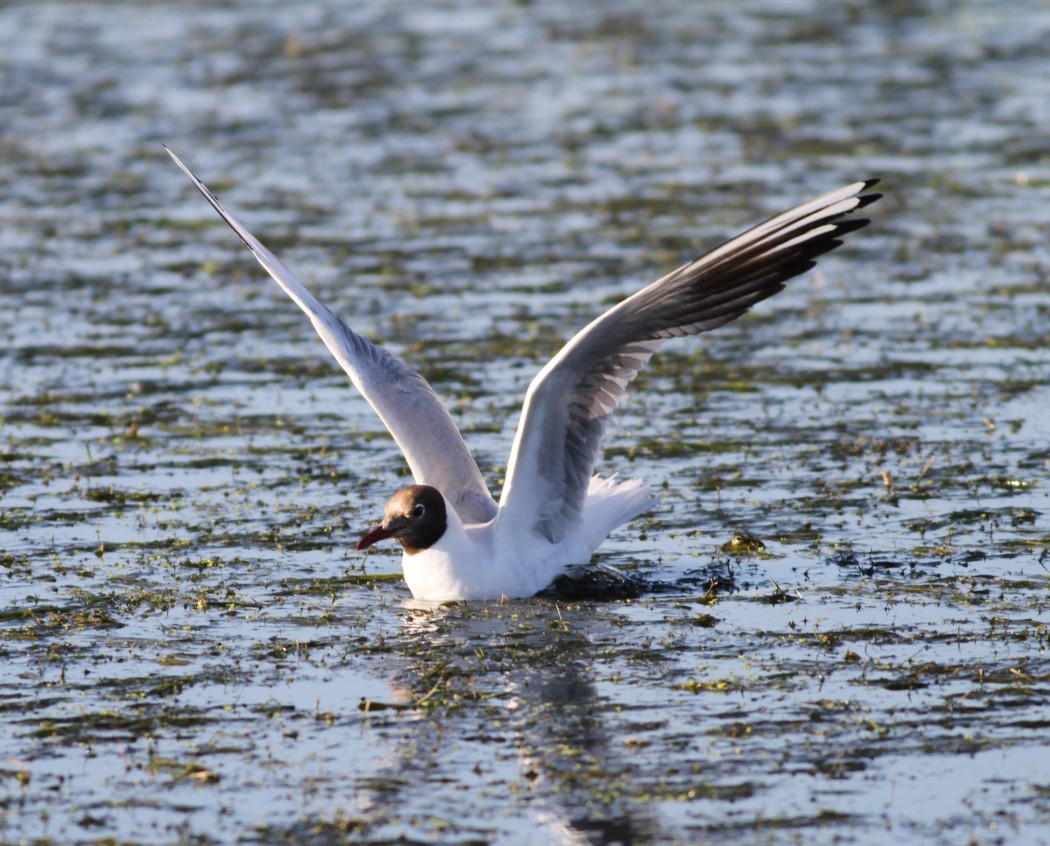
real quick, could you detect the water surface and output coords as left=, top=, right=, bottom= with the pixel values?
left=1, top=1, right=1049, bottom=843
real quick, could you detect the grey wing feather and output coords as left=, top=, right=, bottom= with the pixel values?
left=498, top=179, right=882, bottom=543
left=165, top=146, right=498, bottom=524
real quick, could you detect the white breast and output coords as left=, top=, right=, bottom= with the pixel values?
left=398, top=496, right=566, bottom=600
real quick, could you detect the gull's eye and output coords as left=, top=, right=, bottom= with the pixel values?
left=411, top=503, right=426, bottom=519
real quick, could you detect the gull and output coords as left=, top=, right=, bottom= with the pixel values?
left=166, top=146, right=880, bottom=601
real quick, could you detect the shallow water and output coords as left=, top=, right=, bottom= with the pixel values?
left=2, top=0, right=1049, bottom=843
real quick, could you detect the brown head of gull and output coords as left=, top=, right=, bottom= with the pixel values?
left=357, top=485, right=447, bottom=556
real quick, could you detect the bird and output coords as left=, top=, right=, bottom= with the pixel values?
left=166, top=146, right=880, bottom=601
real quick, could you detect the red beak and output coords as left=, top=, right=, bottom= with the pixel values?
left=356, top=522, right=395, bottom=551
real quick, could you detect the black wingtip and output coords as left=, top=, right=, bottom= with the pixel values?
left=856, top=191, right=883, bottom=211
left=855, top=177, right=882, bottom=211
left=834, top=217, right=872, bottom=236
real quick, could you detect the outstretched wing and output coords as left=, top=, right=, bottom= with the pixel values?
left=166, top=146, right=498, bottom=524
left=497, top=179, right=881, bottom=543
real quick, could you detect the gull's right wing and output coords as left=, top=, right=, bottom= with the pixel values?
left=166, top=146, right=498, bottom=524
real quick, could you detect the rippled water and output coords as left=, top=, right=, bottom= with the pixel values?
left=2, top=1, right=1049, bottom=844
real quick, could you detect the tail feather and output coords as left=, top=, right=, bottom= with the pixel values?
left=580, top=475, right=657, bottom=551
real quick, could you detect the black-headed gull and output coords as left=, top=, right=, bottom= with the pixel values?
left=166, top=146, right=880, bottom=601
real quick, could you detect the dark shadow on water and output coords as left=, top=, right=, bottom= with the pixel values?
left=538, top=559, right=740, bottom=602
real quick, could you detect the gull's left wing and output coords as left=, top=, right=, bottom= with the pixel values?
left=497, top=179, right=882, bottom=544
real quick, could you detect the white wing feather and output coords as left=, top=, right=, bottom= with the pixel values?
left=166, top=147, right=498, bottom=524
